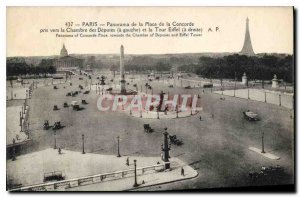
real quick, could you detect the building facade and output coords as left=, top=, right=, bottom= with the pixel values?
left=53, top=44, right=83, bottom=71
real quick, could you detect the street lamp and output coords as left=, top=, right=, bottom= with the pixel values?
left=117, top=136, right=121, bottom=157
left=161, top=129, right=171, bottom=170
left=133, top=159, right=138, bottom=187
left=261, top=131, right=265, bottom=154
left=12, top=138, right=16, bottom=161
left=54, top=131, right=57, bottom=149
left=82, top=134, right=85, bottom=154
left=279, top=94, right=281, bottom=106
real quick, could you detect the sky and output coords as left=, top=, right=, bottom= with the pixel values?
left=6, top=7, right=293, bottom=57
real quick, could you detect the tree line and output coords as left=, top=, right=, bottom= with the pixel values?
left=110, top=62, right=172, bottom=72
left=7, top=61, right=56, bottom=77
left=178, top=54, right=294, bottom=83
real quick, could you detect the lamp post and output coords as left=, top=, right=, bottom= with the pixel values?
left=54, top=131, right=57, bottom=149
left=27, top=122, right=30, bottom=139
left=261, top=131, right=265, bottom=153
left=12, top=138, right=16, bottom=161
left=82, top=134, right=85, bottom=154
left=117, top=136, right=121, bottom=157
left=279, top=94, right=281, bottom=106
left=234, top=72, right=236, bottom=97
left=161, top=129, right=171, bottom=170
left=248, top=88, right=250, bottom=100
left=133, top=160, right=138, bottom=187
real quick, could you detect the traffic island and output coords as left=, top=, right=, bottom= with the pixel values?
left=248, top=147, right=280, bottom=160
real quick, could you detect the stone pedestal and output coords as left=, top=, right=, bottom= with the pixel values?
left=272, top=74, right=279, bottom=88
left=242, top=72, right=248, bottom=86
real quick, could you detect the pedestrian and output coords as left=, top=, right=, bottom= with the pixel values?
left=126, top=157, right=129, bottom=166
left=181, top=167, right=185, bottom=176
left=58, top=147, right=61, bottom=154
left=199, top=116, right=202, bottom=121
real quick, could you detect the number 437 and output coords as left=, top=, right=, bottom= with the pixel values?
left=65, top=22, right=73, bottom=27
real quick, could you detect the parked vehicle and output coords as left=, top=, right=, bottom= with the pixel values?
left=243, top=111, right=259, bottom=121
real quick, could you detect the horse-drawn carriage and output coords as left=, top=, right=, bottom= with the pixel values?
left=43, top=120, right=50, bottom=130
left=169, top=135, right=183, bottom=146
left=53, top=105, right=59, bottom=111
left=63, top=102, right=69, bottom=108
left=53, top=122, right=62, bottom=130
left=144, top=124, right=154, bottom=133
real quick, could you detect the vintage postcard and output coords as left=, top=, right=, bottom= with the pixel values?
left=6, top=7, right=294, bottom=191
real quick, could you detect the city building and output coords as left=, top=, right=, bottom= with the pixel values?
left=53, top=44, right=83, bottom=71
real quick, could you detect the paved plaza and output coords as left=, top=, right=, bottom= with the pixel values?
left=6, top=73, right=294, bottom=191
left=7, top=148, right=197, bottom=190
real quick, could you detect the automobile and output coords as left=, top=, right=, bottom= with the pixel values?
left=73, top=104, right=80, bottom=111
left=43, top=120, right=50, bottom=130
left=66, top=92, right=71, bottom=96
left=243, top=111, right=259, bottom=121
left=144, top=124, right=154, bottom=133
left=72, top=91, right=78, bottom=97
left=79, top=77, right=83, bottom=80
left=52, top=122, right=62, bottom=130
left=53, top=105, right=59, bottom=111
left=43, top=171, right=65, bottom=182
left=169, top=135, right=183, bottom=146
left=184, top=85, right=192, bottom=89
left=168, top=85, right=174, bottom=88
left=53, top=86, right=58, bottom=89
left=203, top=83, right=213, bottom=88
left=83, top=90, right=90, bottom=94
left=249, top=165, right=284, bottom=182
left=82, top=100, right=88, bottom=104
left=71, top=101, right=78, bottom=106
left=63, top=102, right=69, bottom=108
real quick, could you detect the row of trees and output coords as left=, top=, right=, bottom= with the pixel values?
left=7, top=62, right=56, bottom=77
left=110, top=62, right=172, bottom=72
left=178, top=54, right=294, bottom=83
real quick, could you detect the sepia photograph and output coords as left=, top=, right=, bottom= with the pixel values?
left=5, top=6, right=294, bottom=192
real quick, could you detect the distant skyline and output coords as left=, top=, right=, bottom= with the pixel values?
left=7, top=7, right=293, bottom=57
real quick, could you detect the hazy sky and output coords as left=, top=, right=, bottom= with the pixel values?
left=7, top=7, right=293, bottom=57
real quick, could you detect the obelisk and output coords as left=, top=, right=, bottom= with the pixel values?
left=120, top=45, right=126, bottom=94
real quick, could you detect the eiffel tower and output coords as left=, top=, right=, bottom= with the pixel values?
left=240, top=17, right=255, bottom=56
